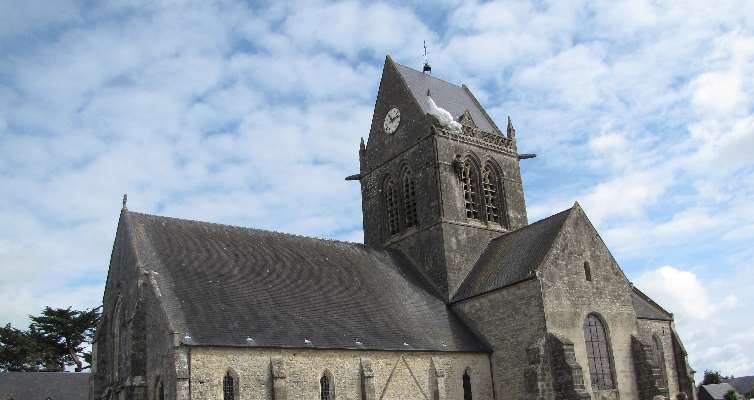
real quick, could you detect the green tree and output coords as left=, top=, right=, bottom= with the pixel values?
left=724, top=390, right=740, bottom=400
left=29, top=307, right=100, bottom=372
left=0, top=323, right=64, bottom=371
left=703, top=369, right=724, bottom=385
left=0, top=306, right=100, bottom=372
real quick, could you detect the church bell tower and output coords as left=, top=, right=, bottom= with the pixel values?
left=352, top=56, right=530, bottom=301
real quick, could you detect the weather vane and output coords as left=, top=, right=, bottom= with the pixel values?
left=423, top=40, right=432, bottom=74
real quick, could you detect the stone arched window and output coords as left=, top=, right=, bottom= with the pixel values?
left=384, top=177, right=400, bottom=235
left=652, top=334, right=668, bottom=386
left=223, top=370, right=238, bottom=400
left=462, top=369, right=473, bottom=400
left=481, top=165, right=503, bottom=225
left=402, top=168, right=418, bottom=228
left=320, top=370, right=334, bottom=400
left=583, top=314, right=615, bottom=390
left=461, top=159, right=480, bottom=220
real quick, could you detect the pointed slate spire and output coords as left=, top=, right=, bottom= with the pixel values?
left=507, top=116, right=516, bottom=139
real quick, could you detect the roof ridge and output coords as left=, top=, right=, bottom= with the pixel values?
left=392, top=60, right=464, bottom=89
left=451, top=206, right=575, bottom=302
left=489, top=206, right=574, bottom=243
left=127, top=210, right=364, bottom=248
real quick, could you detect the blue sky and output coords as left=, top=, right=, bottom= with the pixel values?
left=1, top=0, right=752, bottom=378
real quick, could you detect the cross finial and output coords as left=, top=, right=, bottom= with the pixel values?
left=122, top=193, right=128, bottom=209
left=423, top=41, right=432, bottom=74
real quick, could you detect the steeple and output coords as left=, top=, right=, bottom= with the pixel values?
left=353, top=56, right=529, bottom=300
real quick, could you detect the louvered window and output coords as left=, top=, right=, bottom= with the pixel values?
left=463, top=370, right=473, bottom=400
left=320, top=374, right=331, bottom=400
left=402, top=169, right=418, bottom=227
left=482, top=167, right=499, bottom=223
left=385, top=178, right=400, bottom=235
left=461, top=161, right=480, bottom=220
left=583, top=314, right=615, bottom=390
left=223, top=372, right=235, bottom=400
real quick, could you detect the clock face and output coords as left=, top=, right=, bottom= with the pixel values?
left=383, top=107, right=400, bottom=134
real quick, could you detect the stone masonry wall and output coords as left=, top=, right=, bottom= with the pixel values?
left=452, top=278, right=547, bottom=400
left=631, top=335, right=669, bottom=400
left=636, top=319, right=680, bottom=398
left=187, top=347, right=493, bottom=400
left=539, top=206, right=639, bottom=400
left=93, top=211, right=148, bottom=400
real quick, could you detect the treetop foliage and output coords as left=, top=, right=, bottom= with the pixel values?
left=0, top=306, right=100, bottom=372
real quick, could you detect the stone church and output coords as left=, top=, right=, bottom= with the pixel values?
left=91, top=56, right=696, bottom=400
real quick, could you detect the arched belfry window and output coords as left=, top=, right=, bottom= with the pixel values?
left=384, top=177, right=400, bottom=235
left=223, top=370, right=237, bottom=400
left=402, top=168, right=418, bottom=228
left=651, top=334, right=668, bottom=386
left=320, top=372, right=334, bottom=400
left=462, top=369, right=473, bottom=400
left=461, top=160, right=480, bottom=220
left=583, top=314, right=615, bottom=390
left=481, top=166, right=501, bottom=224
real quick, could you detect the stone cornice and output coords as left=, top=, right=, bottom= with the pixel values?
left=432, top=124, right=517, bottom=156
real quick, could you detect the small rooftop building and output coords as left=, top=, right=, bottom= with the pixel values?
left=91, top=56, right=696, bottom=400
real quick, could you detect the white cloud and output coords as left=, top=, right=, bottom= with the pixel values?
left=635, top=265, right=754, bottom=377
left=0, top=0, right=753, bottom=379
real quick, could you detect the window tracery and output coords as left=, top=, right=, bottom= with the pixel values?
left=384, top=177, right=400, bottom=235
left=402, top=168, right=418, bottom=227
left=461, top=160, right=480, bottom=220
left=223, top=371, right=235, bottom=400
left=583, top=314, right=615, bottom=390
left=320, top=373, right=332, bottom=400
left=482, top=166, right=500, bottom=224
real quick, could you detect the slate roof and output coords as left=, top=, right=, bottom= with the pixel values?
left=701, top=383, right=740, bottom=400
left=126, top=211, right=488, bottom=352
left=632, top=287, right=673, bottom=321
left=0, top=372, right=89, bottom=400
left=392, top=60, right=500, bottom=134
left=724, top=376, right=754, bottom=396
left=452, top=207, right=573, bottom=302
